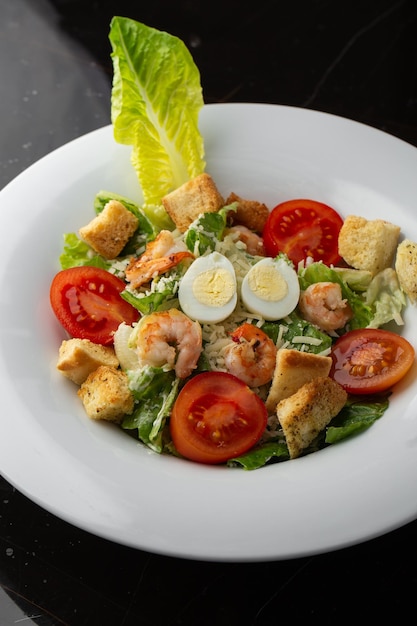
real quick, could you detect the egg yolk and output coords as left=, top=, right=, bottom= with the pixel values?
left=247, top=265, right=288, bottom=302
left=192, top=268, right=235, bottom=306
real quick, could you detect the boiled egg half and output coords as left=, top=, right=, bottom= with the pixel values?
left=241, top=256, right=300, bottom=320
left=178, top=252, right=237, bottom=323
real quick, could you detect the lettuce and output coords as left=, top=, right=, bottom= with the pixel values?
left=184, top=204, right=236, bottom=255
left=262, top=311, right=333, bottom=354
left=141, top=203, right=175, bottom=232
left=59, top=233, right=111, bottom=270
left=123, top=366, right=180, bottom=453
left=365, top=268, right=406, bottom=328
left=121, top=280, right=179, bottom=315
left=109, top=17, right=206, bottom=206
left=94, top=189, right=145, bottom=218
left=228, top=442, right=289, bottom=470
left=325, top=393, right=389, bottom=444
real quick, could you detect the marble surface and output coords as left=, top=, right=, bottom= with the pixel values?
left=1, top=0, right=417, bottom=623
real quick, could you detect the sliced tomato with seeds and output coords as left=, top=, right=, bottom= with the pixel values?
left=330, top=328, right=415, bottom=395
left=170, top=371, right=268, bottom=464
left=50, top=266, right=140, bottom=345
left=263, top=199, right=344, bottom=266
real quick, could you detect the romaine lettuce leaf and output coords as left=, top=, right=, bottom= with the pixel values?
left=227, top=441, right=289, bottom=470
left=109, top=17, right=206, bottom=206
left=94, top=189, right=143, bottom=218
left=262, top=311, right=333, bottom=354
left=123, top=366, right=180, bottom=453
left=121, top=281, right=179, bottom=315
left=365, top=268, right=406, bottom=328
left=332, top=267, right=372, bottom=291
left=325, top=393, right=389, bottom=444
left=59, top=233, right=111, bottom=270
left=141, top=203, right=175, bottom=232
left=184, top=204, right=236, bottom=255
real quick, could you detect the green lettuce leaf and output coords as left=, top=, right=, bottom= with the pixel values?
left=325, top=393, right=390, bottom=444
left=59, top=233, right=111, bottom=270
left=227, top=441, right=289, bottom=470
left=109, top=17, right=206, bottom=206
left=141, top=203, right=175, bottom=232
left=123, top=366, right=180, bottom=453
left=184, top=204, right=236, bottom=255
left=121, top=281, right=179, bottom=315
left=365, top=268, right=406, bottom=328
left=262, top=311, right=332, bottom=354
left=94, top=189, right=144, bottom=218
left=332, top=267, right=372, bottom=292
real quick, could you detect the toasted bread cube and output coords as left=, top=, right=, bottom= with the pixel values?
left=78, top=365, right=134, bottom=423
left=57, top=338, right=119, bottom=385
left=265, top=349, right=332, bottom=414
left=338, top=215, right=400, bottom=276
left=79, top=200, right=139, bottom=259
left=395, top=239, right=417, bottom=304
left=162, top=173, right=224, bottom=232
left=277, top=377, right=347, bottom=459
left=226, top=192, right=269, bottom=234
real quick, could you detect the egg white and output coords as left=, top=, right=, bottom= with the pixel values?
left=178, top=252, right=237, bottom=323
left=241, top=256, right=300, bottom=320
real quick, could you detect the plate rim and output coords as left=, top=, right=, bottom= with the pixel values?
left=1, top=102, right=417, bottom=562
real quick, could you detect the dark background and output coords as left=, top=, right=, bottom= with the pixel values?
left=1, top=0, right=417, bottom=624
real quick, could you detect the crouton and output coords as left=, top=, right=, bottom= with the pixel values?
left=225, top=192, right=269, bottom=234
left=338, top=215, right=400, bottom=276
left=57, top=338, right=119, bottom=385
left=395, top=239, right=417, bottom=304
left=79, top=199, right=139, bottom=259
left=265, top=349, right=332, bottom=414
left=277, top=377, right=347, bottom=459
left=77, top=365, right=134, bottom=423
left=161, top=173, right=224, bottom=232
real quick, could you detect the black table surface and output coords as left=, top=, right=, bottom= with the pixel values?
left=1, top=1, right=417, bottom=624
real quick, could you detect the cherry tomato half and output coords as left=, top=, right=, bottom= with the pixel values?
left=329, top=328, right=415, bottom=395
left=263, top=199, right=344, bottom=266
left=170, top=371, right=268, bottom=464
left=50, top=266, right=140, bottom=345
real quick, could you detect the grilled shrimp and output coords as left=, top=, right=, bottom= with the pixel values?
left=223, top=322, right=277, bottom=387
left=226, top=225, right=266, bottom=256
left=125, top=230, right=193, bottom=289
left=135, top=309, right=202, bottom=378
left=298, top=281, right=353, bottom=332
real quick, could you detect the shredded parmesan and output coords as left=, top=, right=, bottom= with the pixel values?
left=292, top=335, right=322, bottom=346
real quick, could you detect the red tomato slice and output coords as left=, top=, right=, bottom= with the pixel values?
left=263, top=199, right=344, bottom=266
left=329, top=328, right=415, bottom=395
left=50, top=266, right=139, bottom=345
left=170, top=371, right=268, bottom=464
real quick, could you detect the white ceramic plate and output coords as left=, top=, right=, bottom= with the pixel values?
left=1, top=103, right=417, bottom=562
